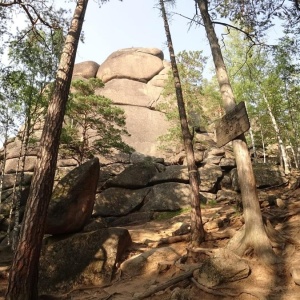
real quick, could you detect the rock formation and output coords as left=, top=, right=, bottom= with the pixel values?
left=0, top=47, right=290, bottom=295
left=75, top=47, right=171, bottom=158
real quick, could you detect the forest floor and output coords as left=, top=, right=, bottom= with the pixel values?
left=1, top=171, right=300, bottom=300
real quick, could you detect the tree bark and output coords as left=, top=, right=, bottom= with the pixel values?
left=257, top=114, right=267, bottom=163
left=263, top=93, right=290, bottom=174
left=5, top=1, right=89, bottom=299
left=197, top=0, right=276, bottom=264
left=159, top=0, right=205, bottom=246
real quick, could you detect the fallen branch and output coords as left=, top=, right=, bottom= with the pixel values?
left=206, top=228, right=236, bottom=240
left=133, top=265, right=201, bottom=300
left=187, top=247, right=218, bottom=256
left=191, top=278, right=267, bottom=300
left=191, top=278, right=239, bottom=297
left=157, top=234, right=190, bottom=246
left=145, top=234, right=190, bottom=247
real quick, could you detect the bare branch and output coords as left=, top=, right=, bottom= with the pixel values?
left=0, top=0, right=17, bottom=7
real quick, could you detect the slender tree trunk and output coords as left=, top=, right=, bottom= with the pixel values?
left=245, top=102, right=256, bottom=161
left=285, top=81, right=299, bottom=168
left=159, top=0, right=205, bottom=246
left=197, top=0, right=276, bottom=264
left=5, top=1, right=89, bottom=299
left=288, top=140, right=298, bottom=169
left=262, top=93, right=290, bottom=174
left=7, top=127, right=25, bottom=248
left=0, top=124, right=9, bottom=213
left=12, top=116, right=32, bottom=250
left=259, top=122, right=267, bottom=164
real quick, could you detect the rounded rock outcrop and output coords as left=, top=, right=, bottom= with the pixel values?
left=96, top=47, right=164, bottom=83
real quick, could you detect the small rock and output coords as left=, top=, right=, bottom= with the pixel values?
left=171, top=287, right=190, bottom=300
left=276, top=198, right=286, bottom=208
left=204, top=219, right=224, bottom=231
left=172, top=222, right=190, bottom=236
left=290, top=267, right=300, bottom=285
left=261, top=200, right=270, bottom=208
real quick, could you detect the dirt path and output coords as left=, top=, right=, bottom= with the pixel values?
left=60, top=184, right=300, bottom=300
left=2, top=183, right=300, bottom=299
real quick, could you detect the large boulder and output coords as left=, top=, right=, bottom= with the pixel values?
left=39, top=227, right=132, bottom=294
left=73, top=60, right=99, bottom=79
left=95, top=78, right=163, bottom=109
left=2, top=173, right=32, bottom=190
left=231, top=163, right=288, bottom=191
left=93, top=187, right=150, bottom=217
left=106, top=161, right=157, bottom=188
left=45, top=158, right=100, bottom=235
left=141, top=182, right=191, bottom=211
left=199, top=164, right=223, bottom=192
left=96, top=47, right=164, bottom=83
left=120, top=106, right=170, bottom=157
left=150, top=165, right=189, bottom=184
left=4, top=156, right=37, bottom=174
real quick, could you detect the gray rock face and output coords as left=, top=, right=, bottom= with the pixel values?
left=93, top=187, right=150, bottom=217
left=199, top=164, right=223, bottom=192
left=106, top=162, right=157, bottom=188
left=120, top=105, right=170, bottom=157
left=150, top=165, right=189, bottom=184
left=141, top=182, right=191, bottom=212
left=96, top=48, right=164, bottom=83
left=95, top=78, right=162, bottom=108
left=2, top=173, right=32, bottom=190
left=39, top=227, right=132, bottom=294
left=4, top=156, right=37, bottom=173
left=45, top=158, right=100, bottom=235
left=231, top=163, right=288, bottom=191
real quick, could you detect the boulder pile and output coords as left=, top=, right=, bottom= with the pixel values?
left=0, top=47, right=289, bottom=295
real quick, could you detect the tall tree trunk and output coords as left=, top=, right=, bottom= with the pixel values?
left=12, top=116, right=32, bottom=250
left=285, top=81, right=299, bottom=168
left=5, top=1, right=89, bottom=299
left=197, top=0, right=276, bottom=264
left=263, top=93, right=290, bottom=174
left=288, top=140, right=298, bottom=169
left=7, top=127, right=25, bottom=248
left=159, top=0, right=205, bottom=246
left=258, top=118, right=267, bottom=164
left=245, top=102, right=256, bottom=161
left=0, top=122, right=9, bottom=213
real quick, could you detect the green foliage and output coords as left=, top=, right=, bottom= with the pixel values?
left=208, top=0, right=300, bottom=39
left=0, top=28, right=65, bottom=146
left=158, top=50, right=222, bottom=149
left=0, top=69, right=23, bottom=142
left=223, top=30, right=300, bottom=164
left=61, top=78, right=133, bottom=164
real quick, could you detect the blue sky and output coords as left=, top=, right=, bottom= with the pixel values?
left=74, top=0, right=284, bottom=77
left=75, top=1, right=210, bottom=65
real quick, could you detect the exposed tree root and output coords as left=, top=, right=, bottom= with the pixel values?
left=205, top=228, right=236, bottom=240
left=156, top=234, right=190, bottom=246
left=144, top=234, right=190, bottom=247
left=187, top=247, right=219, bottom=257
left=226, top=212, right=300, bottom=265
left=191, top=278, right=267, bottom=300
left=132, top=265, right=201, bottom=300
left=226, top=225, right=279, bottom=265
left=263, top=218, right=300, bottom=247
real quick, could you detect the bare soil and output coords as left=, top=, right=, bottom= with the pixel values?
left=2, top=173, right=300, bottom=300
